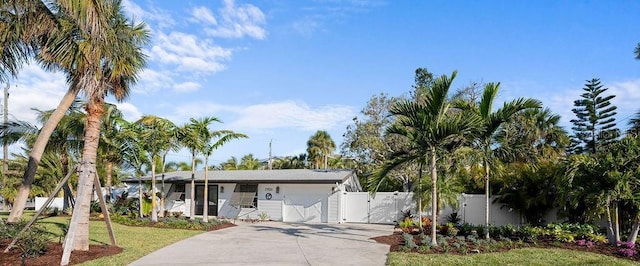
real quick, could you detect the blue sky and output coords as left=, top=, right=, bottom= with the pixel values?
left=8, top=0, right=640, bottom=167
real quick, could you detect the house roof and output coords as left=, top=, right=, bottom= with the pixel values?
left=123, top=169, right=356, bottom=184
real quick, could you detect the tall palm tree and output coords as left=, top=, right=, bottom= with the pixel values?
left=98, top=103, right=128, bottom=201
left=198, top=125, right=247, bottom=222
left=457, top=83, right=540, bottom=239
left=135, top=115, right=177, bottom=222
left=307, top=130, right=336, bottom=169
left=178, top=117, right=218, bottom=220
left=375, top=71, right=480, bottom=246
left=4, top=0, right=109, bottom=222
left=60, top=0, right=149, bottom=253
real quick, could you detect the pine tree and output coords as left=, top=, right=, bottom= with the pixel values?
left=569, top=78, right=619, bottom=154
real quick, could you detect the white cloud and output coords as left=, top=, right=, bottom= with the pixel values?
left=122, top=0, right=175, bottom=29
left=229, top=101, right=355, bottom=131
left=190, top=6, right=218, bottom=25
left=173, top=82, right=201, bottom=93
left=114, top=102, right=143, bottom=121
left=134, top=69, right=175, bottom=94
left=201, top=0, right=267, bottom=40
left=9, top=64, right=67, bottom=123
left=150, top=31, right=231, bottom=73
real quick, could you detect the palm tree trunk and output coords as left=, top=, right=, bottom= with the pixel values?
left=614, top=202, right=620, bottom=243
left=203, top=156, right=209, bottom=222
left=159, top=152, right=167, bottom=218
left=417, top=165, right=423, bottom=233
left=8, top=88, right=78, bottom=222
left=628, top=216, right=640, bottom=244
left=68, top=98, right=104, bottom=251
left=150, top=158, right=157, bottom=222
left=430, top=151, right=438, bottom=246
left=484, top=158, right=490, bottom=240
left=605, top=197, right=615, bottom=244
left=190, top=153, right=196, bottom=220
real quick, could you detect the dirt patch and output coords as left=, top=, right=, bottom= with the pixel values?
left=371, top=231, right=640, bottom=262
left=0, top=223, right=235, bottom=265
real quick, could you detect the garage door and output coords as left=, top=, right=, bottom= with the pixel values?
left=283, top=193, right=325, bottom=223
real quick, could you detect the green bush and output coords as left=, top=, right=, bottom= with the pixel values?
left=0, top=221, right=49, bottom=258
left=402, top=233, right=418, bottom=249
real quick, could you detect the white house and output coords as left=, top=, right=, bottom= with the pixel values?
left=121, top=169, right=362, bottom=223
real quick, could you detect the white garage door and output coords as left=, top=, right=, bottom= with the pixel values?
left=283, top=193, right=326, bottom=223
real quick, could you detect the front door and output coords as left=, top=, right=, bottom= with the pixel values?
left=195, top=185, right=218, bottom=216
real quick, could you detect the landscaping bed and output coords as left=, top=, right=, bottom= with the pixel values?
left=373, top=229, right=639, bottom=262
left=0, top=240, right=122, bottom=266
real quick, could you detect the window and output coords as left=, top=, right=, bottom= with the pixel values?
left=229, top=184, right=257, bottom=208
left=167, top=183, right=185, bottom=201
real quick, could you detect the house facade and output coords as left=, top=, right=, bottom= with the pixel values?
left=121, top=169, right=362, bottom=223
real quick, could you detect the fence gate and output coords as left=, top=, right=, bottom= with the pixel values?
left=342, top=192, right=415, bottom=224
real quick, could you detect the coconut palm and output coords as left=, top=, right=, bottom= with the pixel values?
left=457, top=83, right=540, bottom=239
left=374, top=71, right=480, bottom=246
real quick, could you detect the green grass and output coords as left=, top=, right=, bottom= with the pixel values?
left=2, top=212, right=204, bottom=265
left=387, top=248, right=637, bottom=266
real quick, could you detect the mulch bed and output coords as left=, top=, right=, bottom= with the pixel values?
left=0, top=222, right=235, bottom=265
left=371, top=231, right=640, bottom=262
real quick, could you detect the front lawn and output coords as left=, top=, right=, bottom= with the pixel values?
left=1, top=212, right=210, bottom=265
left=387, top=248, right=639, bottom=266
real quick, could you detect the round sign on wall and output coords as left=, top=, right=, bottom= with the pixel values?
left=265, top=193, right=272, bottom=200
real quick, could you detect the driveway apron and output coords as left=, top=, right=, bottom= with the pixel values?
left=129, top=222, right=393, bottom=266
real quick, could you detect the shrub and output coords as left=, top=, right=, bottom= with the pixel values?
left=258, top=212, right=269, bottom=221
left=402, top=233, right=418, bottom=249
left=446, top=223, right=459, bottom=236
left=576, top=239, right=594, bottom=248
left=398, top=217, right=416, bottom=233
left=446, top=212, right=461, bottom=224
left=1, top=222, right=50, bottom=258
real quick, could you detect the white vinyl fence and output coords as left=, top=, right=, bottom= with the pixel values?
left=340, top=192, right=561, bottom=226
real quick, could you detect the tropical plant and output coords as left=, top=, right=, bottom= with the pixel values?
left=307, top=130, right=336, bottom=170
left=456, top=82, right=541, bottom=239
left=374, top=71, right=480, bottom=246
left=179, top=117, right=247, bottom=222
left=135, top=115, right=178, bottom=222
left=568, top=78, right=619, bottom=154
left=238, top=154, right=261, bottom=170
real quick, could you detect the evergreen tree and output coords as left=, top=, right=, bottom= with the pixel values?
left=569, top=78, right=619, bottom=154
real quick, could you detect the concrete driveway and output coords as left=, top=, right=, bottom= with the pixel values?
left=129, top=222, right=394, bottom=266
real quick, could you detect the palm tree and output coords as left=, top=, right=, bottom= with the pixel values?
left=307, top=130, right=336, bottom=169
left=98, top=104, right=127, bottom=201
left=239, top=154, right=261, bottom=170
left=178, top=117, right=217, bottom=220
left=374, top=71, right=480, bottom=246
left=3, top=0, right=107, bottom=222
left=135, top=115, right=178, bottom=222
left=60, top=0, right=149, bottom=253
left=198, top=125, right=247, bottom=222
left=220, top=156, right=239, bottom=170
left=457, top=83, right=540, bottom=239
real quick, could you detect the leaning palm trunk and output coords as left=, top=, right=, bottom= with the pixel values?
left=65, top=99, right=104, bottom=251
left=9, top=88, right=79, bottom=222
left=430, top=151, right=438, bottom=246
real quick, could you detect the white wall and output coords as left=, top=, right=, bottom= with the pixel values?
left=35, top=197, right=64, bottom=211
left=459, top=194, right=521, bottom=226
